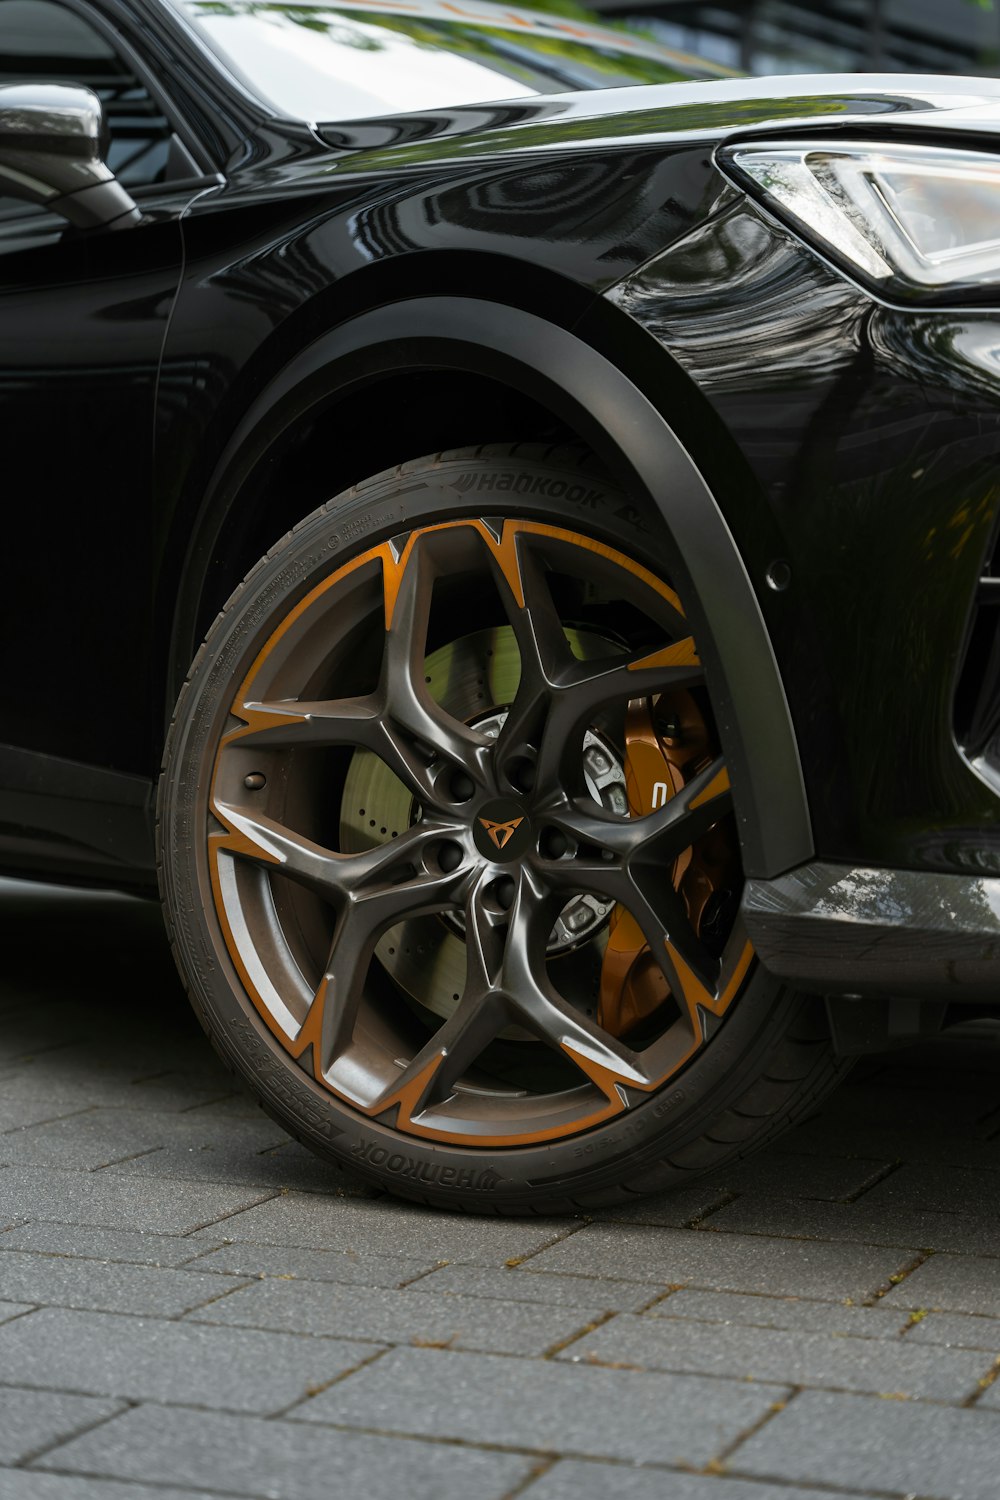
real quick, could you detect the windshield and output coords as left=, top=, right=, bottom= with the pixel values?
left=174, top=0, right=726, bottom=124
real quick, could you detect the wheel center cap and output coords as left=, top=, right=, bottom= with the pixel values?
left=473, top=798, right=532, bottom=863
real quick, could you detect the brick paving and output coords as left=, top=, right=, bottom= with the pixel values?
left=1, top=876, right=999, bottom=1500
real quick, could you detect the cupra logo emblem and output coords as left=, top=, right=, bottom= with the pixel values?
left=479, top=816, right=524, bottom=851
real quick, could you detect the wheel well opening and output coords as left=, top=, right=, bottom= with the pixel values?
left=194, top=369, right=583, bottom=648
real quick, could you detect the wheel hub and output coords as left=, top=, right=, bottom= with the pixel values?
left=473, top=798, right=531, bottom=861
left=340, top=637, right=624, bottom=1021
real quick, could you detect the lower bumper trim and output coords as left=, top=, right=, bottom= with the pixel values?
left=743, top=861, right=1000, bottom=1002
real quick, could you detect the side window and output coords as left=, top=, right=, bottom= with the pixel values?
left=0, top=0, right=185, bottom=216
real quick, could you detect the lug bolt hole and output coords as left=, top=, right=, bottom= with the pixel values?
left=766, top=558, right=792, bottom=592
left=509, top=757, right=536, bottom=794
left=437, top=841, right=464, bottom=874
left=540, top=827, right=569, bottom=860
left=450, top=771, right=475, bottom=802
left=491, top=875, right=516, bottom=911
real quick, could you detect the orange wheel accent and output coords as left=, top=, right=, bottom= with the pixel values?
left=208, top=517, right=754, bottom=1148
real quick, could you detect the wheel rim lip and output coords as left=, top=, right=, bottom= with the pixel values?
left=205, top=515, right=754, bottom=1148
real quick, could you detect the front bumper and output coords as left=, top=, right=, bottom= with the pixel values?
left=745, top=861, right=1000, bottom=1001
left=603, top=180, right=1000, bottom=881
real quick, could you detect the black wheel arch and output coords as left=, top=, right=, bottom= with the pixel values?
left=163, top=296, right=811, bottom=880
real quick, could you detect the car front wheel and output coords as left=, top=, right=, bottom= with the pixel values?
left=158, top=445, right=846, bottom=1212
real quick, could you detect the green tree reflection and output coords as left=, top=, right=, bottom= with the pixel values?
left=185, top=0, right=734, bottom=93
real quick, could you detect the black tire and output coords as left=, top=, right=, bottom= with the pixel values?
left=158, top=445, right=848, bottom=1213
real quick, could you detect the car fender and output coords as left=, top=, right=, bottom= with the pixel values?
left=168, top=296, right=811, bottom=879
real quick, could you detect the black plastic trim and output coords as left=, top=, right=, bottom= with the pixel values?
left=0, top=744, right=154, bottom=878
left=745, top=860, right=1000, bottom=1001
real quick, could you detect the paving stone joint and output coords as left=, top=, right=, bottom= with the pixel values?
left=2, top=883, right=999, bottom=1500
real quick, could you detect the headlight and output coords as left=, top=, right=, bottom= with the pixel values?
left=720, top=140, right=1000, bottom=302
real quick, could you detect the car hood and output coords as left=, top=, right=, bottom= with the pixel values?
left=306, top=71, right=1000, bottom=162
left=173, top=0, right=733, bottom=129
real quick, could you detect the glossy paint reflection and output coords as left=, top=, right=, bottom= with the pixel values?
left=611, top=202, right=1000, bottom=873
left=178, top=0, right=718, bottom=121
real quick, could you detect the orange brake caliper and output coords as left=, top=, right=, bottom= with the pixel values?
left=597, top=692, right=713, bottom=1038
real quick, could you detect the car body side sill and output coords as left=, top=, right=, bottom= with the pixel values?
left=0, top=743, right=154, bottom=883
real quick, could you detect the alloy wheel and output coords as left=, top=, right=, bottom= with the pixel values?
left=207, top=517, right=752, bottom=1147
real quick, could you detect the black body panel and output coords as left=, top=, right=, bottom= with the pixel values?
left=606, top=198, right=1000, bottom=878
left=2, top=0, right=1000, bottom=998
left=0, top=198, right=188, bottom=777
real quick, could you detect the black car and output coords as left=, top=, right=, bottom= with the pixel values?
left=3, top=0, right=999, bottom=1213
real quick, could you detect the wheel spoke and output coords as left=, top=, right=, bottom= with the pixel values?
left=293, top=841, right=483, bottom=1083
left=221, top=533, right=490, bottom=802
left=666, top=935, right=755, bottom=1023
left=212, top=801, right=347, bottom=895
left=212, top=801, right=466, bottom=910
left=543, top=996, right=652, bottom=1093
left=221, top=696, right=383, bottom=752
left=661, top=939, right=725, bottom=1027
left=541, top=754, right=730, bottom=865
left=622, top=875, right=721, bottom=1001
left=487, top=524, right=571, bottom=677
left=538, top=640, right=700, bottom=789
left=500, top=867, right=650, bottom=1091
left=534, top=813, right=720, bottom=1001
left=533, top=797, right=633, bottom=880
left=533, top=756, right=731, bottom=1003
left=533, top=846, right=634, bottom=934
left=630, top=756, right=733, bottom=867
left=223, top=691, right=486, bottom=809
left=489, top=533, right=574, bottom=792
left=395, top=989, right=507, bottom=1117
left=225, top=814, right=476, bottom=1082
left=291, top=917, right=375, bottom=1079
left=485, top=519, right=700, bottom=797
left=369, top=872, right=511, bottom=1119
left=379, top=532, right=493, bottom=796
left=501, top=649, right=704, bottom=805
left=561, top=636, right=702, bottom=720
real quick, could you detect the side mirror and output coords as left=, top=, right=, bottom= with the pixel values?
left=0, top=83, right=141, bottom=231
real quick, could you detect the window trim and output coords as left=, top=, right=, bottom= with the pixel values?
left=1, top=0, right=223, bottom=186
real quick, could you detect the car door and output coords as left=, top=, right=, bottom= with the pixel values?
left=0, top=0, right=219, bottom=880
